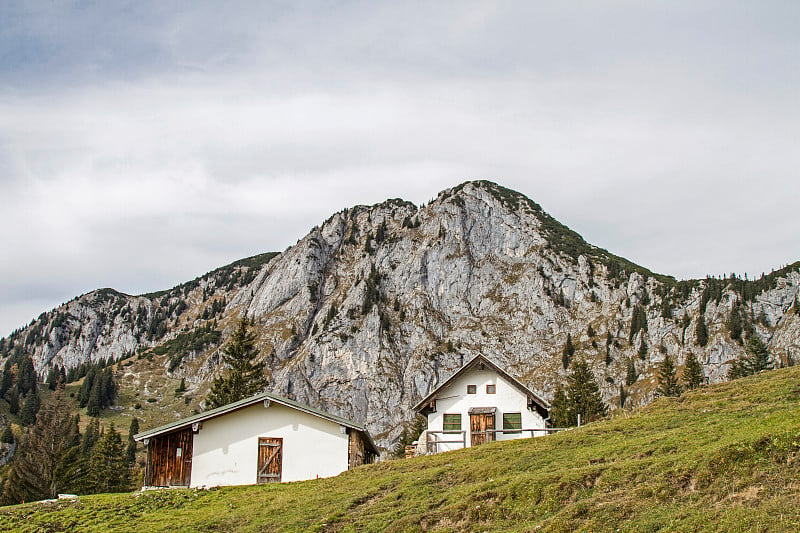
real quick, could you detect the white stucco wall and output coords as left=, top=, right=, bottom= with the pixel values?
left=190, top=401, right=350, bottom=487
left=426, top=367, right=545, bottom=452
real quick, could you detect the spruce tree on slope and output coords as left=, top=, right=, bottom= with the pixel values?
left=728, top=335, right=773, bottom=379
left=89, top=423, right=131, bottom=493
left=554, top=359, right=607, bottom=427
left=682, top=352, right=704, bottom=390
left=656, top=355, right=681, bottom=397
left=207, top=318, right=267, bottom=409
left=19, top=390, right=40, bottom=426
left=549, top=384, right=571, bottom=428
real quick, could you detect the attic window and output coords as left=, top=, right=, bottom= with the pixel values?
left=443, top=413, right=462, bottom=432
left=467, top=385, right=477, bottom=394
left=486, top=384, right=496, bottom=394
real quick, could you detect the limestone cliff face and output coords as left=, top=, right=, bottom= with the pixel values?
left=2, top=181, right=799, bottom=447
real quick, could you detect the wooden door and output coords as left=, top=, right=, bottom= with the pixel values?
left=470, top=413, right=495, bottom=446
left=146, top=427, right=193, bottom=487
left=257, top=437, right=283, bottom=484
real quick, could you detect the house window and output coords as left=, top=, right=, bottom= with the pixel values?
left=467, top=385, right=477, bottom=394
left=503, top=413, right=522, bottom=434
left=443, top=413, right=462, bottom=432
left=486, top=384, right=496, bottom=394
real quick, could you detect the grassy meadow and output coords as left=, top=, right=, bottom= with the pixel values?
left=1, top=365, right=799, bottom=532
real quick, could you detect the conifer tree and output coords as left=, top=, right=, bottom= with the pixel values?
left=20, top=390, right=40, bottom=426
left=1, top=425, right=13, bottom=444
left=625, top=358, right=638, bottom=386
left=728, top=335, right=773, bottom=379
left=82, top=418, right=100, bottom=457
left=89, top=423, right=131, bottom=493
left=0, top=387, right=82, bottom=504
left=656, top=355, right=681, bottom=397
left=207, top=318, right=267, bottom=409
left=18, top=356, right=37, bottom=397
left=638, top=339, right=648, bottom=360
left=682, top=352, right=704, bottom=390
left=562, top=334, right=575, bottom=370
left=549, top=384, right=571, bottom=428
left=47, top=366, right=60, bottom=390
left=695, top=314, right=709, bottom=347
left=7, top=386, right=20, bottom=415
left=552, top=359, right=607, bottom=428
left=127, top=418, right=139, bottom=465
left=86, top=379, right=102, bottom=417
left=391, top=415, right=428, bottom=458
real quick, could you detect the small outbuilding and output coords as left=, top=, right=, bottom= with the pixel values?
left=135, top=391, right=378, bottom=488
left=413, top=355, right=551, bottom=453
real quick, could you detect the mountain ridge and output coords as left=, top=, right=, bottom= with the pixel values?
left=1, top=180, right=798, bottom=448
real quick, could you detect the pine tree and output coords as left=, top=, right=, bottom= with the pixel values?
left=695, top=314, right=709, bottom=347
left=629, top=306, right=648, bottom=343
left=1, top=425, right=13, bottom=444
left=625, top=358, right=638, bottom=386
left=555, top=359, right=607, bottom=427
left=656, top=355, right=681, bottom=397
left=79, top=367, right=96, bottom=408
left=0, top=387, right=82, bottom=504
left=392, top=415, right=428, bottom=458
left=20, top=391, right=40, bottom=426
left=89, top=423, right=131, bottom=493
left=638, top=339, right=648, bottom=360
left=7, top=386, right=20, bottom=415
left=728, top=335, right=773, bottom=379
left=47, top=366, right=60, bottom=390
left=549, top=384, right=571, bottom=428
left=206, top=318, right=267, bottom=409
left=86, top=379, right=102, bottom=417
left=0, top=370, right=12, bottom=398
left=127, top=418, right=139, bottom=465
left=82, top=418, right=100, bottom=457
left=682, top=352, right=704, bottom=390
left=726, top=304, right=743, bottom=342
left=562, top=334, right=575, bottom=370
left=18, top=356, right=37, bottom=397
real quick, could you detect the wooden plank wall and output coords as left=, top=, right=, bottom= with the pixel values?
left=145, top=427, right=193, bottom=487
left=348, top=431, right=375, bottom=468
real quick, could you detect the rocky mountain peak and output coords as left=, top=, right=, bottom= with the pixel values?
left=2, top=181, right=798, bottom=449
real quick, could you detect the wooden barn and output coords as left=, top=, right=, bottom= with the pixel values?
left=135, top=391, right=378, bottom=488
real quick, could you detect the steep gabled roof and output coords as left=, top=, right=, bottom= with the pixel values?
left=412, top=355, right=550, bottom=417
left=135, top=391, right=378, bottom=456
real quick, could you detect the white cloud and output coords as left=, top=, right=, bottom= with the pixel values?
left=1, top=1, right=799, bottom=335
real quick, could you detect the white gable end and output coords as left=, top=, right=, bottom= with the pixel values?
left=423, top=365, right=546, bottom=452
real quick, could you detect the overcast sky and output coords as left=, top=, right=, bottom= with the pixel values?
left=1, top=1, right=799, bottom=337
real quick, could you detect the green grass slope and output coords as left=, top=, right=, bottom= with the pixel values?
left=2, top=366, right=800, bottom=532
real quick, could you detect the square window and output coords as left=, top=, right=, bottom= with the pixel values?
left=503, top=413, right=522, bottom=434
left=467, top=385, right=477, bottom=394
left=443, top=413, right=462, bottom=432
left=486, top=384, right=496, bottom=394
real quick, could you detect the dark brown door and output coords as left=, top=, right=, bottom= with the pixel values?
left=146, top=427, right=193, bottom=487
left=470, top=413, right=495, bottom=446
left=257, top=437, right=283, bottom=483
